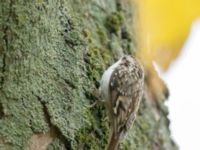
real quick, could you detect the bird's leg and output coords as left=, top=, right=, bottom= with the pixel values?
left=88, top=100, right=99, bottom=108
left=87, top=87, right=103, bottom=108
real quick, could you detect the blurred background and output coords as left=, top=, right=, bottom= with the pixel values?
left=134, top=0, right=200, bottom=149
left=164, top=20, right=200, bottom=150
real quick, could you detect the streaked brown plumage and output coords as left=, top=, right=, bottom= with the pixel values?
left=100, top=55, right=144, bottom=150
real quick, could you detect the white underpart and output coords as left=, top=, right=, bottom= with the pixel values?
left=100, top=58, right=122, bottom=101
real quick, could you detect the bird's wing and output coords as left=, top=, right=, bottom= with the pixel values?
left=109, top=64, right=143, bottom=138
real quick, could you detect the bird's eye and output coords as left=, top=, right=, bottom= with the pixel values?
left=124, top=61, right=129, bottom=66
left=122, top=56, right=127, bottom=61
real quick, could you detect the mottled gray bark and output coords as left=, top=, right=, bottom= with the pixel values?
left=0, top=0, right=178, bottom=150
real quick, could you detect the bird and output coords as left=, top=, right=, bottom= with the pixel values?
left=99, top=55, right=145, bottom=150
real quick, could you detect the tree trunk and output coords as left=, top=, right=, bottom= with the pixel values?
left=0, top=0, right=178, bottom=149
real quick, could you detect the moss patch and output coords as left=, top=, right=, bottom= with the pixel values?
left=106, top=11, right=124, bottom=33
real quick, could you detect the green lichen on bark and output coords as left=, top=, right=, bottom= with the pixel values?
left=0, top=0, right=88, bottom=149
left=0, top=0, right=178, bottom=150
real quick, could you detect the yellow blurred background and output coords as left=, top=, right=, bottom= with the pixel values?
left=133, top=0, right=200, bottom=100
left=135, top=0, right=200, bottom=70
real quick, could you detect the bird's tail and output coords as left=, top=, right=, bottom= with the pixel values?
left=105, top=130, right=120, bottom=150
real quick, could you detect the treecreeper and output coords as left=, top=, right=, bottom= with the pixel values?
left=99, top=55, right=145, bottom=150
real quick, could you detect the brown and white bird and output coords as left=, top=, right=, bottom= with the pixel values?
left=99, top=55, right=144, bottom=150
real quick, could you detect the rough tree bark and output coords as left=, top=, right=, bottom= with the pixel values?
left=0, top=0, right=178, bottom=150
